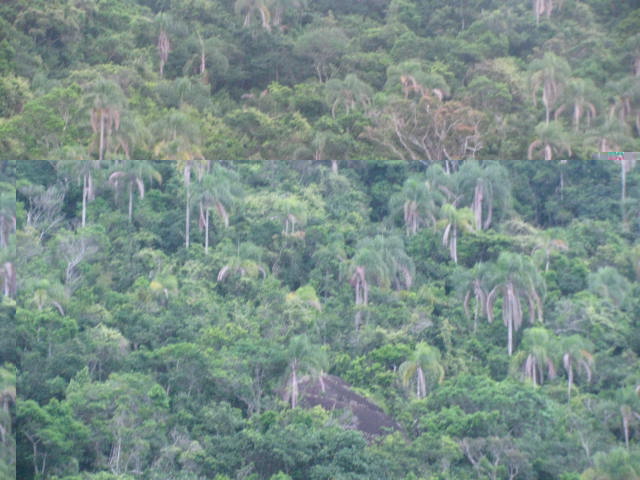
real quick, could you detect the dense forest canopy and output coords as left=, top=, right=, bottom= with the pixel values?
left=9, top=159, right=640, bottom=480
left=0, top=0, right=639, bottom=159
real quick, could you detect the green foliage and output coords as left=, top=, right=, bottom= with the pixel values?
left=13, top=158, right=640, bottom=480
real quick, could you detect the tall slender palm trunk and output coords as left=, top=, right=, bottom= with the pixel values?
left=82, top=175, right=88, bottom=228
left=290, top=363, right=298, bottom=408
left=128, top=182, right=133, bottom=221
left=204, top=208, right=210, bottom=254
left=185, top=192, right=190, bottom=249
left=99, top=111, right=105, bottom=161
left=621, top=162, right=627, bottom=223
left=567, top=360, right=574, bottom=400
left=184, top=163, right=191, bottom=249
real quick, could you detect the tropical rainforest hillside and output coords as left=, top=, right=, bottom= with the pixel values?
left=11, top=159, right=640, bottom=480
left=0, top=0, right=639, bottom=160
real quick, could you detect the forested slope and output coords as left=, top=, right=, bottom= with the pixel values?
left=0, top=0, right=639, bottom=160
left=12, top=159, right=640, bottom=480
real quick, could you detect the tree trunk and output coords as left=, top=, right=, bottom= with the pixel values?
left=82, top=174, right=88, bottom=228
left=417, top=366, right=427, bottom=398
left=451, top=225, right=458, bottom=264
left=355, top=278, right=363, bottom=331
left=128, top=182, right=133, bottom=222
left=185, top=166, right=191, bottom=249
left=621, top=162, right=627, bottom=223
left=622, top=411, right=630, bottom=449
left=508, top=317, right=513, bottom=356
left=473, top=184, right=483, bottom=230
left=331, top=160, right=338, bottom=174
left=186, top=193, right=191, bottom=249
left=99, top=110, right=105, bottom=161
left=291, top=364, right=298, bottom=408
left=205, top=208, right=209, bottom=254
left=567, top=361, right=573, bottom=400
left=543, top=85, right=550, bottom=125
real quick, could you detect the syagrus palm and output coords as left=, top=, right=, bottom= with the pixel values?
left=108, top=161, right=162, bottom=222
left=399, top=342, right=444, bottom=398
left=485, top=252, right=545, bottom=356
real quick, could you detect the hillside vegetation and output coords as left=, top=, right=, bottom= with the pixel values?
left=11, top=159, right=640, bottom=480
left=0, top=0, right=639, bottom=159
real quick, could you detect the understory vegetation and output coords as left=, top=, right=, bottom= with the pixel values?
left=0, top=0, right=639, bottom=159
left=10, top=159, right=640, bottom=480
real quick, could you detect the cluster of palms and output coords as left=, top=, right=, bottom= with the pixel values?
left=178, top=160, right=241, bottom=253
left=511, top=327, right=594, bottom=397
left=56, top=160, right=241, bottom=256
left=76, top=76, right=208, bottom=163
left=235, top=0, right=307, bottom=31
left=390, top=161, right=510, bottom=262
left=345, top=234, right=415, bottom=331
left=459, top=251, right=545, bottom=356
left=527, top=52, right=640, bottom=159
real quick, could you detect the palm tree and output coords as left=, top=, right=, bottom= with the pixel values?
left=590, top=116, right=633, bottom=153
left=175, top=159, right=208, bottom=250
left=438, top=204, right=474, bottom=264
left=108, top=161, right=162, bottom=222
left=607, top=76, right=640, bottom=136
left=386, top=60, right=451, bottom=101
left=85, top=78, right=127, bottom=161
left=156, top=13, right=173, bottom=77
left=613, top=154, right=637, bottom=224
left=528, top=52, right=571, bottom=125
left=379, top=234, right=415, bottom=292
left=217, top=242, right=268, bottom=282
left=282, top=335, right=328, bottom=408
left=193, top=165, right=241, bottom=254
left=270, top=0, right=307, bottom=27
left=457, top=262, right=490, bottom=333
left=554, top=78, right=600, bottom=132
left=28, top=279, right=66, bottom=315
left=154, top=112, right=205, bottom=248
left=458, top=160, right=511, bottom=230
left=486, top=252, right=545, bottom=356
left=149, top=272, right=179, bottom=306
left=348, top=245, right=388, bottom=331
left=588, top=266, right=631, bottom=309
left=57, top=160, right=102, bottom=228
left=513, top=327, right=557, bottom=387
left=527, top=121, right=572, bottom=160
left=0, top=366, right=15, bottom=454
left=0, top=243, right=15, bottom=298
left=389, top=176, right=441, bottom=236
left=235, top=0, right=271, bottom=31
left=270, top=195, right=309, bottom=236
left=0, top=183, right=16, bottom=248
left=347, top=235, right=414, bottom=330
left=399, top=342, right=445, bottom=398
left=532, top=0, right=556, bottom=25
left=616, top=386, right=640, bottom=450
left=112, top=114, right=151, bottom=160
left=530, top=229, right=568, bottom=273
left=325, top=74, right=373, bottom=119
left=559, top=335, right=594, bottom=400
left=153, top=110, right=204, bottom=161
left=582, top=447, right=640, bottom=480
left=183, top=34, right=229, bottom=85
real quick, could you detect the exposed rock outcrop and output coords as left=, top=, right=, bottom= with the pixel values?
left=297, top=374, right=401, bottom=439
